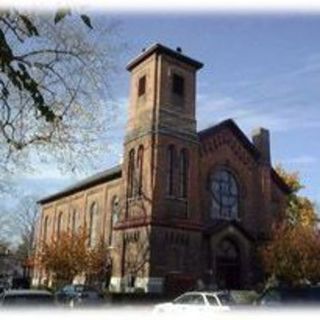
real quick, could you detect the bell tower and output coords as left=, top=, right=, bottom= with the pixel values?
left=125, top=43, right=203, bottom=143
left=118, top=44, right=203, bottom=293
left=123, top=43, right=203, bottom=220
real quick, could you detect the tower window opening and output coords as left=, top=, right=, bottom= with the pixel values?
left=138, top=75, right=146, bottom=97
left=172, top=73, right=184, bottom=96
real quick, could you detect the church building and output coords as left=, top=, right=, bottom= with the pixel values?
left=33, top=44, right=290, bottom=293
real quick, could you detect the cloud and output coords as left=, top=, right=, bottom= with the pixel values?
left=197, top=93, right=304, bottom=133
left=197, top=53, right=320, bottom=134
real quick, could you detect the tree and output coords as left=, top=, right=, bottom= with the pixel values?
left=262, top=223, right=320, bottom=285
left=13, top=195, right=39, bottom=273
left=0, top=210, right=14, bottom=246
left=0, top=10, right=123, bottom=190
left=36, top=229, right=111, bottom=287
left=275, top=165, right=317, bottom=226
left=261, top=166, right=319, bottom=285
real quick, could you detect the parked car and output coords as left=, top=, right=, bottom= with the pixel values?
left=0, top=281, right=9, bottom=295
left=256, top=286, right=320, bottom=307
left=153, top=291, right=234, bottom=313
left=55, top=284, right=104, bottom=307
left=0, top=289, right=55, bottom=307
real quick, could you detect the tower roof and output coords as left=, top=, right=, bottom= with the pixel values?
left=126, top=43, right=204, bottom=71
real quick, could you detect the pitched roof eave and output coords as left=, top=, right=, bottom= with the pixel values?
left=38, top=165, right=122, bottom=205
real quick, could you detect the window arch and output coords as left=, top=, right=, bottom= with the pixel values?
left=88, top=202, right=99, bottom=247
left=167, top=145, right=175, bottom=196
left=179, top=148, right=189, bottom=198
left=209, top=169, right=239, bottom=220
left=56, top=212, right=63, bottom=237
left=109, top=196, right=120, bottom=246
left=137, top=145, right=144, bottom=196
left=127, top=149, right=135, bottom=198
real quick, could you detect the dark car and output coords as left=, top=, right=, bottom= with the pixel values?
left=0, top=281, right=9, bottom=295
left=0, top=289, right=55, bottom=308
left=55, top=284, right=104, bottom=307
left=256, top=286, right=320, bottom=307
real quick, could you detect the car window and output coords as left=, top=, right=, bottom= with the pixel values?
left=217, top=293, right=235, bottom=305
left=63, top=285, right=75, bottom=293
left=3, top=294, right=54, bottom=306
left=189, top=294, right=205, bottom=305
left=206, top=295, right=219, bottom=306
left=174, top=294, right=193, bottom=304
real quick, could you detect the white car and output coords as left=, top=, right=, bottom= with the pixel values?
left=153, top=291, right=234, bottom=314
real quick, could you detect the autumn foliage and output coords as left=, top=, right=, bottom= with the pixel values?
left=262, top=222, right=320, bottom=285
left=36, top=229, right=110, bottom=286
left=261, top=166, right=319, bottom=285
left=275, top=165, right=317, bottom=226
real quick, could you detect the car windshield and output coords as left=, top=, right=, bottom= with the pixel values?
left=174, top=294, right=205, bottom=305
left=75, top=285, right=85, bottom=292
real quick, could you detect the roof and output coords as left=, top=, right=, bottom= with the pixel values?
left=4, top=290, right=52, bottom=296
left=126, top=43, right=204, bottom=71
left=271, top=167, right=292, bottom=194
left=38, top=165, right=122, bottom=205
left=198, top=119, right=291, bottom=194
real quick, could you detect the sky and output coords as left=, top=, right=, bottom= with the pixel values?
left=4, top=12, right=320, bottom=210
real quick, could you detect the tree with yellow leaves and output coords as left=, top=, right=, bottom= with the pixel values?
left=261, top=166, right=319, bottom=285
left=275, top=165, right=317, bottom=226
left=36, top=229, right=110, bottom=288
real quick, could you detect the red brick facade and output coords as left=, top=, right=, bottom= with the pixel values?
left=34, top=44, right=289, bottom=293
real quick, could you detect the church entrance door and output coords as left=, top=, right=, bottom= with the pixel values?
left=216, top=238, right=241, bottom=289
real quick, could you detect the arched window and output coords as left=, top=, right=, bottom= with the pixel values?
left=88, top=202, right=99, bottom=247
left=109, top=196, right=120, bottom=246
left=137, top=145, right=144, bottom=196
left=71, top=209, right=77, bottom=236
left=56, top=212, right=63, bottom=237
left=167, top=145, right=175, bottom=196
left=209, top=169, right=239, bottom=220
left=127, top=149, right=135, bottom=198
left=43, top=216, right=49, bottom=242
left=179, top=148, right=189, bottom=198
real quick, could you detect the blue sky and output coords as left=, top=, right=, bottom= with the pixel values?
left=7, top=13, right=320, bottom=207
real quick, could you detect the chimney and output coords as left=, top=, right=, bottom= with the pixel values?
left=251, top=127, right=271, bottom=165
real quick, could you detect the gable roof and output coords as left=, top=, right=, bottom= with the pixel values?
left=198, top=118, right=291, bottom=194
left=203, top=220, right=255, bottom=242
left=38, top=165, right=122, bottom=205
left=198, top=118, right=260, bottom=161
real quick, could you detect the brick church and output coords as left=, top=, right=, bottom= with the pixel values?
left=33, top=43, right=289, bottom=293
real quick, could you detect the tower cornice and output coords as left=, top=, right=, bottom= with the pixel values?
left=126, top=43, right=204, bottom=71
